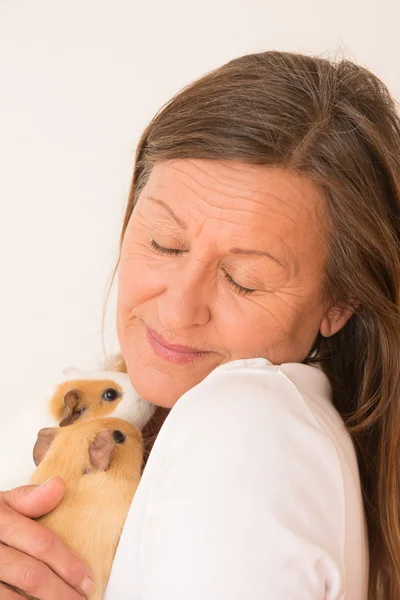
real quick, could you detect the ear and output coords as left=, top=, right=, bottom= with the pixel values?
left=33, top=427, right=59, bottom=467
left=62, top=367, right=82, bottom=377
left=319, top=299, right=360, bottom=338
left=59, top=390, right=81, bottom=427
left=88, top=430, right=116, bottom=471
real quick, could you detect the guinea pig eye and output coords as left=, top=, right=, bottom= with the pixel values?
left=103, top=388, right=121, bottom=402
left=113, top=430, right=126, bottom=444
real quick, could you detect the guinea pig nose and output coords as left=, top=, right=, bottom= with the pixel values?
left=103, top=388, right=121, bottom=402
left=113, top=430, right=126, bottom=444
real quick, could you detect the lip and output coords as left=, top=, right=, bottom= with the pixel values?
left=146, top=326, right=210, bottom=364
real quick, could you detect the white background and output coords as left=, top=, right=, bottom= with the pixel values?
left=0, top=0, right=399, bottom=488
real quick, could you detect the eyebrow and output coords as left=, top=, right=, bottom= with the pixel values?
left=146, top=195, right=285, bottom=267
left=229, top=247, right=284, bottom=267
left=147, top=196, right=188, bottom=230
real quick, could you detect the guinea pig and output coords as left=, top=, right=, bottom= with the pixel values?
left=6, top=417, right=143, bottom=600
left=48, top=367, right=155, bottom=431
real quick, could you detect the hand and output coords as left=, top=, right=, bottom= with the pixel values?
left=0, top=477, right=95, bottom=599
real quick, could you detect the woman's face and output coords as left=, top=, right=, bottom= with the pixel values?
left=117, top=159, right=353, bottom=407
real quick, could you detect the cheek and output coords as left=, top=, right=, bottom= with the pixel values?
left=116, top=235, right=170, bottom=352
left=219, top=290, right=320, bottom=358
left=117, top=259, right=142, bottom=309
left=262, top=288, right=325, bottom=360
left=212, top=296, right=272, bottom=356
left=116, top=249, right=144, bottom=335
left=117, top=235, right=161, bottom=305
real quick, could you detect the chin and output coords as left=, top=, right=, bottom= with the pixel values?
left=124, top=358, right=180, bottom=409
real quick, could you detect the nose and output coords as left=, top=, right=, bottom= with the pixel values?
left=157, top=259, right=211, bottom=331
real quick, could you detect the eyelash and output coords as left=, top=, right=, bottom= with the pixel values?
left=222, top=270, right=254, bottom=296
left=149, top=239, right=181, bottom=256
left=149, top=239, right=255, bottom=295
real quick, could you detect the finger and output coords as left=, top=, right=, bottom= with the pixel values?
left=0, top=544, right=86, bottom=600
left=2, top=477, right=66, bottom=519
left=0, top=580, right=28, bottom=599
left=0, top=507, right=94, bottom=596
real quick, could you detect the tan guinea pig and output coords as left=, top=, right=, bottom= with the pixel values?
left=48, top=367, right=155, bottom=430
left=8, top=417, right=143, bottom=600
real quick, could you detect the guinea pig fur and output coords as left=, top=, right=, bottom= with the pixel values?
left=7, top=417, right=144, bottom=600
left=48, top=369, right=155, bottom=431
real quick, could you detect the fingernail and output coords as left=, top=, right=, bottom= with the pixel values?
left=39, top=477, right=55, bottom=487
left=80, top=576, right=95, bottom=595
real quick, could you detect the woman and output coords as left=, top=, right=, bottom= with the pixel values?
left=1, top=50, right=399, bottom=599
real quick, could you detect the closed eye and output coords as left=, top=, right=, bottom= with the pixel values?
left=149, top=239, right=256, bottom=295
left=149, top=239, right=183, bottom=256
left=222, top=269, right=255, bottom=295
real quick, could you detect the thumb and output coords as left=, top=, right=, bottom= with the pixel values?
left=2, top=476, right=66, bottom=518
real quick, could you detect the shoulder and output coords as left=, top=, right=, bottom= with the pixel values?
left=137, top=359, right=358, bottom=597
left=158, top=358, right=348, bottom=459
left=149, top=359, right=352, bottom=502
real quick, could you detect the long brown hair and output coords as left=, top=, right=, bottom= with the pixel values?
left=102, top=49, right=400, bottom=597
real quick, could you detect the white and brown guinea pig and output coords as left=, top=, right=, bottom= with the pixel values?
left=48, top=367, right=155, bottom=431
left=7, top=417, right=143, bottom=600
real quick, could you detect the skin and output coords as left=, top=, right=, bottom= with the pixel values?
left=0, top=479, right=93, bottom=599
left=117, top=158, right=356, bottom=408
left=0, top=158, right=358, bottom=597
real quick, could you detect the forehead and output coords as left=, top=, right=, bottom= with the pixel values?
left=139, top=159, right=327, bottom=258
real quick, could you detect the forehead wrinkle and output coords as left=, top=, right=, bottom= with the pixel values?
left=147, top=184, right=297, bottom=231
left=154, top=167, right=219, bottom=215
left=166, top=162, right=306, bottom=224
left=175, top=158, right=301, bottom=207
left=178, top=179, right=278, bottom=232
left=191, top=160, right=324, bottom=226
left=170, top=159, right=233, bottom=189
left=185, top=158, right=266, bottom=189
left=171, top=176, right=216, bottom=211
left=218, top=202, right=297, bottom=227
left=146, top=196, right=188, bottom=230
left=185, top=159, right=260, bottom=195
left=169, top=161, right=264, bottom=207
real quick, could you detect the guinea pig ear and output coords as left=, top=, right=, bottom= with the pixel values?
left=59, top=390, right=80, bottom=427
left=88, top=430, right=116, bottom=471
left=33, top=427, right=59, bottom=467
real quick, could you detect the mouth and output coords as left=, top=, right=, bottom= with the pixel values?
left=145, top=326, right=211, bottom=364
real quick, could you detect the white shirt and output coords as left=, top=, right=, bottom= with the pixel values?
left=105, top=358, right=369, bottom=599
